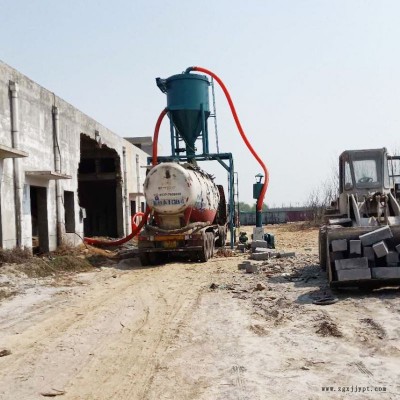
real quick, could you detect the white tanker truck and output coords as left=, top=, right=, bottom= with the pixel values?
left=138, top=162, right=228, bottom=265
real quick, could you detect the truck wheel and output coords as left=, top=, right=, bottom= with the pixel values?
left=139, top=252, right=150, bottom=267
left=319, top=227, right=328, bottom=271
left=208, top=232, right=215, bottom=258
left=198, top=234, right=210, bottom=263
left=148, top=253, right=166, bottom=265
left=215, top=227, right=226, bottom=247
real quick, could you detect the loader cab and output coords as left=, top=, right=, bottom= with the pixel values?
left=339, top=148, right=391, bottom=196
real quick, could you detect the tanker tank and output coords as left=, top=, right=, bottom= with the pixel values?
left=144, top=162, right=220, bottom=230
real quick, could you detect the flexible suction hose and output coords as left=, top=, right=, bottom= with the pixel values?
left=83, top=108, right=168, bottom=246
left=84, top=66, right=267, bottom=245
left=186, top=66, right=269, bottom=212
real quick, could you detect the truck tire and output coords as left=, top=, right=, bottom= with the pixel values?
left=149, top=252, right=166, bottom=265
left=198, top=234, right=210, bottom=263
left=207, top=232, right=215, bottom=259
left=319, top=226, right=328, bottom=271
left=215, top=227, right=226, bottom=247
left=139, top=252, right=150, bottom=267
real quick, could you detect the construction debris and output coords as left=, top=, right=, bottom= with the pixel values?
left=255, top=283, right=266, bottom=291
left=246, top=264, right=259, bottom=274
left=250, top=249, right=295, bottom=261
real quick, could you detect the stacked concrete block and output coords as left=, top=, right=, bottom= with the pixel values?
left=253, top=247, right=271, bottom=254
left=330, top=251, right=345, bottom=261
left=337, top=269, right=372, bottom=281
left=349, top=240, right=362, bottom=255
left=251, top=240, right=269, bottom=249
left=371, top=267, right=400, bottom=279
left=335, top=257, right=371, bottom=281
left=330, top=226, right=400, bottom=283
left=386, top=251, right=399, bottom=265
left=363, top=246, right=375, bottom=261
left=372, top=241, right=389, bottom=258
left=331, top=239, right=348, bottom=252
left=335, top=257, right=369, bottom=270
left=359, top=226, right=393, bottom=246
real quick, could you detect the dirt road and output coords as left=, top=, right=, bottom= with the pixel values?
left=0, top=225, right=399, bottom=399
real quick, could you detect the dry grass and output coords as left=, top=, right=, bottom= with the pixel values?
left=0, top=242, right=116, bottom=278
left=0, top=247, right=32, bottom=265
left=16, top=256, right=94, bottom=278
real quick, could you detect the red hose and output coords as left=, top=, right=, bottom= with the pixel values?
left=131, top=212, right=145, bottom=230
left=189, top=66, right=269, bottom=212
left=83, top=108, right=168, bottom=246
left=84, top=210, right=149, bottom=246
left=152, top=108, right=168, bottom=165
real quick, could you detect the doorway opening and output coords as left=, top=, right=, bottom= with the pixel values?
left=78, top=134, right=124, bottom=237
left=30, top=186, right=49, bottom=253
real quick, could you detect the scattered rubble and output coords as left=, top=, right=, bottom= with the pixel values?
left=315, top=319, right=343, bottom=338
left=255, top=283, right=266, bottom=291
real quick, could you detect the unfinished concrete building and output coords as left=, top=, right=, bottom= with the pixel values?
left=0, top=61, right=149, bottom=252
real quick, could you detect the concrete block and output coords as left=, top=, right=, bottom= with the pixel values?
left=371, top=267, right=400, bottom=279
left=253, top=247, right=271, bottom=253
left=331, top=239, right=347, bottom=252
left=337, top=268, right=371, bottom=281
left=251, top=240, right=269, bottom=249
left=349, top=240, right=362, bottom=255
left=335, top=257, right=369, bottom=271
left=246, top=264, right=259, bottom=273
left=330, top=251, right=345, bottom=261
left=359, top=226, right=393, bottom=246
left=250, top=252, right=271, bottom=261
left=386, top=251, right=399, bottom=264
left=363, top=246, right=375, bottom=261
left=372, top=241, right=389, bottom=258
left=253, top=227, right=264, bottom=241
left=396, top=243, right=400, bottom=253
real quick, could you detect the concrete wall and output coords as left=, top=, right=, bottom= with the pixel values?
left=0, top=60, right=147, bottom=250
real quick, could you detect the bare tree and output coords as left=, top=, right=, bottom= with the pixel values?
left=306, top=162, right=339, bottom=225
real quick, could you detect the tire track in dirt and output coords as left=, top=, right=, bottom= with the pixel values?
left=60, top=263, right=213, bottom=400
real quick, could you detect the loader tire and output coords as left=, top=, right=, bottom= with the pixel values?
left=319, top=226, right=328, bottom=271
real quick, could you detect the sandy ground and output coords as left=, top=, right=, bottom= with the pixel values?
left=0, top=224, right=399, bottom=399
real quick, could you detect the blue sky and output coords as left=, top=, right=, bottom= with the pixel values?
left=1, top=0, right=400, bottom=206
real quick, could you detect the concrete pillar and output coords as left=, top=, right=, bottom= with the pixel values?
left=9, top=81, right=23, bottom=248
left=122, top=147, right=130, bottom=235
left=52, top=106, right=64, bottom=245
